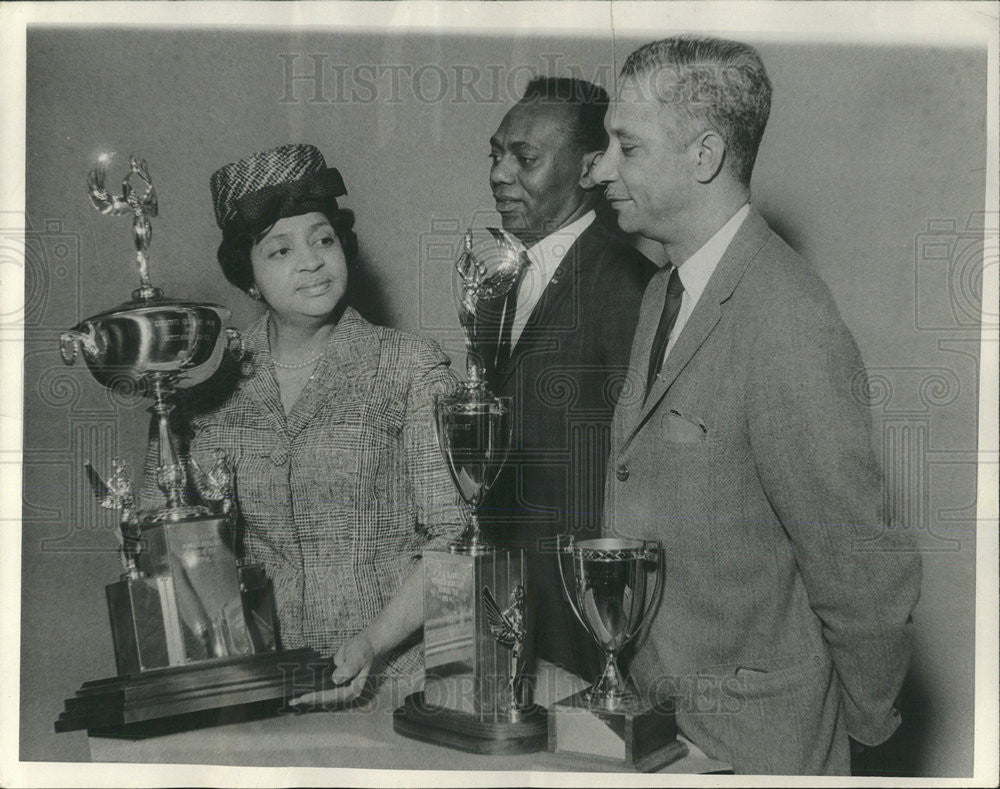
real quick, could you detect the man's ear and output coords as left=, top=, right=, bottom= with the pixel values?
left=579, top=150, right=603, bottom=190
left=692, top=130, right=726, bottom=184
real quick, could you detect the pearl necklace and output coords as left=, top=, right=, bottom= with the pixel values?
left=272, top=352, right=323, bottom=370
left=266, top=312, right=329, bottom=370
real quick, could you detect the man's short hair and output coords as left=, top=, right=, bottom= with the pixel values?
left=519, top=76, right=610, bottom=155
left=621, top=36, right=772, bottom=185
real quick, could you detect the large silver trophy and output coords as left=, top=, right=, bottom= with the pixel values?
left=393, top=229, right=548, bottom=753
left=548, top=537, right=684, bottom=771
left=436, top=228, right=520, bottom=553
left=55, top=154, right=327, bottom=738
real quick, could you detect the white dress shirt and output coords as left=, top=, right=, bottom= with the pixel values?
left=661, top=202, right=751, bottom=362
left=509, top=210, right=596, bottom=347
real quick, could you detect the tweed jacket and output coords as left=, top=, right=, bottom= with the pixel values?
left=605, top=208, right=921, bottom=774
left=182, top=307, right=462, bottom=678
left=478, top=219, right=655, bottom=679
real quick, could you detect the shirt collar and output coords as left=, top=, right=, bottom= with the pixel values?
left=522, top=210, right=596, bottom=275
left=674, top=202, right=751, bottom=300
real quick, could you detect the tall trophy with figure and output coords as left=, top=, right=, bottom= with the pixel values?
left=392, top=229, right=548, bottom=753
left=547, top=536, right=685, bottom=771
left=54, top=154, right=329, bottom=738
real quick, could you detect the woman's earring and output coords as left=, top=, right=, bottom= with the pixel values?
left=247, top=285, right=262, bottom=301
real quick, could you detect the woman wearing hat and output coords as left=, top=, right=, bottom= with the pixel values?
left=188, top=143, right=462, bottom=705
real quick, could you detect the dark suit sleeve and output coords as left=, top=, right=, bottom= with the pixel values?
left=745, top=276, right=921, bottom=747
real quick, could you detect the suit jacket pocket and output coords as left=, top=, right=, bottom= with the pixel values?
left=659, top=409, right=709, bottom=443
left=733, top=654, right=829, bottom=695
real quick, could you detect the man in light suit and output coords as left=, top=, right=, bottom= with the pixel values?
left=591, top=37, right=921, bottom=774
left=478, top=77, right=655, bottom=680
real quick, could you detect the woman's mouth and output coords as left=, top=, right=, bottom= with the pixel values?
left=297, top=280, right=332, bottom=296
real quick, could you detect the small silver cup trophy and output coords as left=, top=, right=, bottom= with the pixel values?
left=55, top=154, right=328, bottom=738
left=548, top=537, right=686, bottom=771
left=393, top=228, right=548, bottom=753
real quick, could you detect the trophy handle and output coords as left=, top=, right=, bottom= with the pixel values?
left=556, top=535, right=590, bottom=633
left=627, top=540, right=665, bottom=646
left=59, top=326, right=103, bottom=365
left=59, top=331, right=80, bottom=365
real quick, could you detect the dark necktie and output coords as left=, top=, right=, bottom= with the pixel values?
left=493, top=250, right=532, bottom=375
left=645, top=266, right=685, bottom=399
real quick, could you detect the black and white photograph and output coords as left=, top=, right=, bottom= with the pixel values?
left=1, top=2, right=997, bottom=785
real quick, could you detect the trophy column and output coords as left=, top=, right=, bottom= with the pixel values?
left=392, top=230, right=547, bottom=753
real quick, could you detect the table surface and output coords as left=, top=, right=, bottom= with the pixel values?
left=88, top=662, right=731, bottom=774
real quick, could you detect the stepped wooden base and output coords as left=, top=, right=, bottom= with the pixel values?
left=393, top=691, right=548, bottom=755
left=55, top=648, right=332, bottom=739
left=548, top=689, right=684, bottom=772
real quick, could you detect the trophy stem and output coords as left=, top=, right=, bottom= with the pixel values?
left=449, top=510, right=494, bottom=555
left=466, top=349, right=485, bottom=386
left=150, top=375, right=188, bottom=516
left=586, top=650, right=636, bottom=710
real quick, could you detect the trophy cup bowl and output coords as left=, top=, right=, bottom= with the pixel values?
left=60, top=298, right=237, bottom=391
left=558, top=537, right=663, bottom=709
left=434, top=387, right=512, bottom=554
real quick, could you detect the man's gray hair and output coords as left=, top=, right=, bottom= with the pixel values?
left=621, top=36, right=772, bottom=185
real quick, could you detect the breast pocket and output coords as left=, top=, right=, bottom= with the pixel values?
left=658, top=408, right=709, bottom=443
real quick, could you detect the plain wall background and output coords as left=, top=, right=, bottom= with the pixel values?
left=20, top=28, right=986, bottom=774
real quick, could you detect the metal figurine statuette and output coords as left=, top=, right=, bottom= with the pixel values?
left=481, top=584, right=527, bottom=719
left=393, top=227, right=547, bottom=753
left=87, top=153, right=160, bottom=301
left=55, top=154, right=328, bottom=738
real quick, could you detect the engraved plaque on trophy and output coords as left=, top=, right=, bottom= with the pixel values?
left=547, top=536, right=686, bottom=772
left=54, top=154, right=329, bottom=738
left=392, top=229, right=547, bottom=753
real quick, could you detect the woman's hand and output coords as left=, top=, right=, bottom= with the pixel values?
left=287, top=561, right=425, bottom=711
left=288, top=633, right=375, bottom=709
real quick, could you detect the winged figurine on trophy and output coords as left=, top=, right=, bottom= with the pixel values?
left=482, top=584, right=527, bottom=716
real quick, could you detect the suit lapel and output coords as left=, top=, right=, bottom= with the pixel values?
left=495, top=221, right=596, bottom=391
left=637, top=299, right=722, bottom=426
left=621, top=208, right=773, bottom=448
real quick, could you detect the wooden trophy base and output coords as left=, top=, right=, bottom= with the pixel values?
left=547, top=689, right=686, bottom=772
left=55, top=648, right=332, bottom=739
left=393, top=691, right=548, bottom=755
